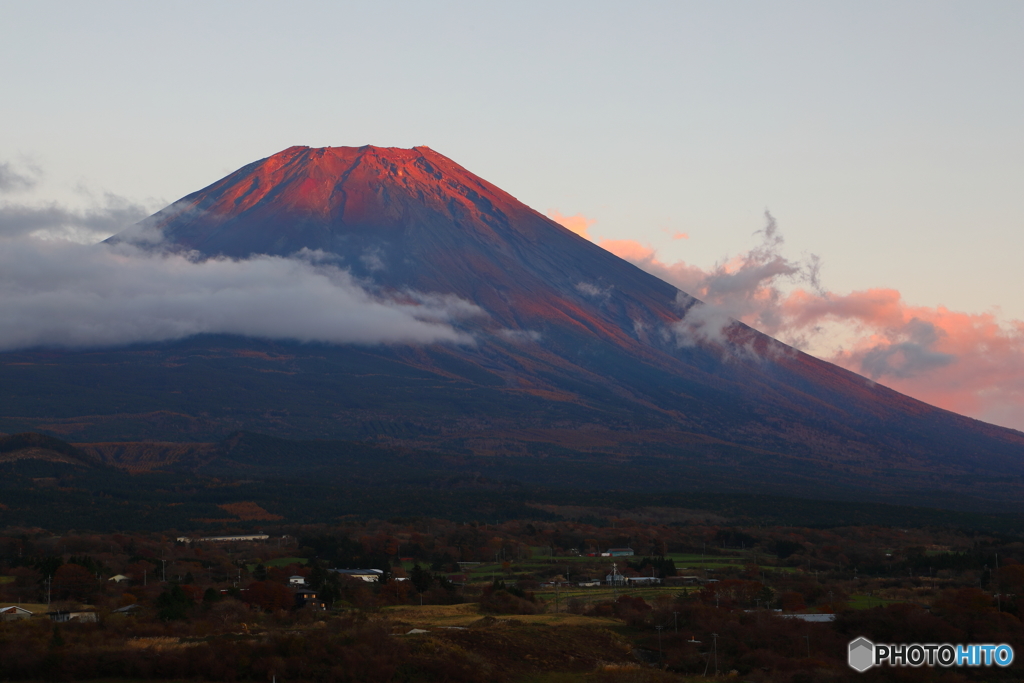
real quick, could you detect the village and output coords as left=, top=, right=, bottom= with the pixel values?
left=2, top=513, right=1023, bottom=681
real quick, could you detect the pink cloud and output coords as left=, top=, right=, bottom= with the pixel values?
left=778, top=289, right=1024, bottom=426
left=591, top=214, right=1024, bottom=430
left=547, top=210, right=597, bottom=240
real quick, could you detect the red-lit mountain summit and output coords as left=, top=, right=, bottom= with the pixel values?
left=114, top=145, right=687, bottom=340
left=56, top=146, right=1024, bottom=506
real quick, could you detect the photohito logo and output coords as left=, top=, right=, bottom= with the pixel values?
left=848, top=638, right=874, bottom=672
left=848, top=638, right=1014, bottom=671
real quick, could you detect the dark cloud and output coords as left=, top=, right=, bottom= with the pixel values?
left=0, top=161, right=40, bottom=193
left=0, top=193, right=150, bottom=242
left=857, top=319, right=956, bottom=379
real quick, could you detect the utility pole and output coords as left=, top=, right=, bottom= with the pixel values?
left=656, top=626, right=664, bottom=668
left=996, top=553, right=1001, bottom=612
left=803, top=635, right=810, bottom=658
left=673, top=611, right=679, bottom=634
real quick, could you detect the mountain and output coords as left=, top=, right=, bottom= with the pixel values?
left=0, top=432, right=101, bottom=468
left=4, top=145, right=1023, bottom=510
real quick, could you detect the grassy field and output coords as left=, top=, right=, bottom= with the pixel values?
left=395, top=551, right=801, bottom=587
left=261, top=556, right=306, bottom=568
left=380, top=602, right=622, bottom=630
left=536, top=585, right=696, bottom=607
left=452, top=554, right=750, bottom=584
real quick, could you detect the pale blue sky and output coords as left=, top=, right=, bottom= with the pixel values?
left=2, top=0, right=1023, bottom=316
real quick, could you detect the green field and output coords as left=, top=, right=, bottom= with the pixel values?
left=247, top=556, right=306, bottom=571
left=446, top=550, right=770, bottom=584
left=535, top=585, right=696, bottom=608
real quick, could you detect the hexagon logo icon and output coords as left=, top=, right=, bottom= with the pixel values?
left=848, top=637, right=874, bottom=672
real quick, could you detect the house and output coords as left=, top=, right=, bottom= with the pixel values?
left=48, top=610, right=97, bottom=623
left=288, top=575, right=307, bottom=586
left=607, top=548, right=634, bottom=557
left=625, top=576, right=661, bottom=586
left=577, top=579, right=601, bottom=587
left=108, top=574, right=130, bottom=583
left=294, top=588, right=325, bottom=610
left=0, top=606, right=33, bottom=621
left=328, top=568, right=384, bottom=583
left=112, top=604, right=141, bottom=615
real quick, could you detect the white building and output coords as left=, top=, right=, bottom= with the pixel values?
left=328, top=568, right=384, bottom=583
left=0, top=606, right=33, bottom=621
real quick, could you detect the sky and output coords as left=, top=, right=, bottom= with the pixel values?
left=1, top=1, right=1023, bottom=429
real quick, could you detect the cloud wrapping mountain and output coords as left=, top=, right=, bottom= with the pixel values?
left=0, top=237, right=479, bottom=350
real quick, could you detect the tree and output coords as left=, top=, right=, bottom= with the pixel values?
left=244, top=581, right=293, bottom=612
left=52, top=563, right=97, bottom=601
left=410, top=564, right=433, bottom=593
left=780, top=591, right=806, bottom=612
left=156, top=584, right=193, bottom=620
left=126, top=560, right=156, bottom=584
left=34, top=556, right=63, bottom=578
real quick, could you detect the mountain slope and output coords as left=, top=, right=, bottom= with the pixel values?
left=4, top=144, right=1021, bottom=508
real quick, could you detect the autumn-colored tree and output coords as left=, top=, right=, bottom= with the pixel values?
left=52, top=563, right=97, bottom=601
left=377, top=578, right=411, bottom=605
left=126, top=560, right=156, bottom=584
left=244, top=580, right=293, bottom=612
left=3, top=566, right=41, bottom=601
left=779, top=591, right=806, bottom=612
left=997, top=564, right=1024, bottom=593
